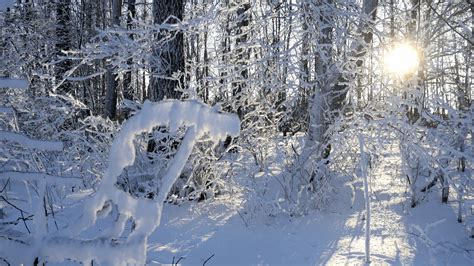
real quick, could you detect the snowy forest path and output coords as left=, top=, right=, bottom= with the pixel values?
left=323, top=142, right=474, bottom=265
left=324, top=143, right=415, bottom=264
left=146, top=143, right=473, bottom=265
left=146, top=143, right=415, bottom=265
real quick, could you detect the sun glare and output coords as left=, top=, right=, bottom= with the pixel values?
left=384, top=42, right=420, bottom=77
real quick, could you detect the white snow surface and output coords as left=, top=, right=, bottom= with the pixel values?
left=0, top=0, right=14, bottom=12
left=0, top=78, right=29, bottom=89
left=0, top=106, right=14, bottom=114
left=143, top=141, right=473, bottom=265
left=2, top=104, right=472, bottom=265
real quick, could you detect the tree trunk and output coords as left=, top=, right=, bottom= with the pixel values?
left=150, top=0, right=185, bottom=101
left=104, top=0, right=122, bottom=119
left=308, top=0, right=379, bottom=159
left=202, top=28, right=209, bottom=103
left=308, top=0, right=334, bottom=152
left=55, top=0, right=72, bottom=95
left=298, top=1, right=311, bottom=133
left=104, top=68, right=117, bottom=119
left=232, top=2, right=251, bottom=119
left=123, top=0, right=136, bottom=101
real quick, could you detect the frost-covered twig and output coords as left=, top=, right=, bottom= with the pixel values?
left=202, top=254, right=215, bottom=266
left=0, top=195, right=32, bottom=233
left=409, top=224, right=474, bottom=259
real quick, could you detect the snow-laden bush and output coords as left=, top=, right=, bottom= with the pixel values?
left=60, top=115, right=117, bottom=187
left=114, top=123, right=239, bottom=203
left=172, top=139, right=238, bottom=202
left=0, top=99, right=240, bottom=265
left=0, top=82, right=111, bottom=186
left=0, top=79, right=107, bottom=264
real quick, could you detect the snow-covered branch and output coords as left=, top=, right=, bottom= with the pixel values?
left=0, top=131, right=63, bottom=151
left=0, top=171, right=82, bottom=186
left=0, top=78, right=28, bottom=89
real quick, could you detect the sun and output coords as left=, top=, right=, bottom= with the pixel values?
left=384, top=42, right=420, bottom=77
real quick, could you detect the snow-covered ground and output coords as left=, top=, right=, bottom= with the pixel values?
left=0, top=78, right=28, bottom=89
left=147, top=143, right=474, bottom=265
left=0, top=0, right=15, bottom=12
left=1, top=133, right=472, bottom=265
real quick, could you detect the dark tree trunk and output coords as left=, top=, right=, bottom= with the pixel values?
left=55, top=0, right=72, bottom=95
left=202, top=28, right=209, bottom=103
left=147, top=0, right=185, bottom=160
left=319, top=0, right=379, bottom=156
left=150, top=0, right=185, bottom=101
left=232, top=2, right=251, bottom=119
left=123, top=0, right=136, bottom=101
left=104, top=68, right=117, bottom=119
left=104, top=0, right=122, bottom=120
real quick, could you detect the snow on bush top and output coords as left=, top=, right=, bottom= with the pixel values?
left=103, top=99, right=240, bottom=188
